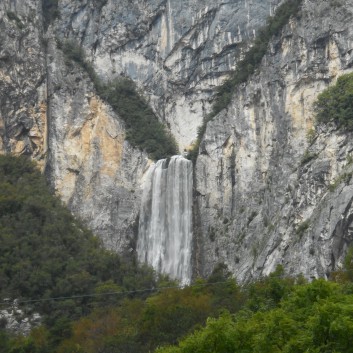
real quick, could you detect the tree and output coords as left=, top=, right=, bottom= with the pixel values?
left=314, top=72, right=353, bottom=129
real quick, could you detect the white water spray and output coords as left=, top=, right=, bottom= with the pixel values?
left=137, top=156, right=193, bottom=285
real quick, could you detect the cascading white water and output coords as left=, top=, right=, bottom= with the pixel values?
left=137, top=155, right=193, bottom=285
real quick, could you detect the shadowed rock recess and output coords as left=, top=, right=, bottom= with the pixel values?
left=1, top=0, right=353, bottom=282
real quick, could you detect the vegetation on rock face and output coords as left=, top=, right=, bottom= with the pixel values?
left=42, top=0, right=59, bottom=30
left=0, top=155, right=157, bottom=325
left=314, top=72, right=353, bottom=130
left=188, top=0, right=303, bottom=162
left=98, top=78, right=178, bottom=160
left=6, top=12, right=24, bottom=29
left=61, top=40, right=178, bottom=160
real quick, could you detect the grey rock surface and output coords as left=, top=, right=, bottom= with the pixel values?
left=0, top=0, right=47, bottom=162
left=194, top=0, right=353, bottom=281
left=56, top=0, right=282, bottom=151
left=0, top=301, right=41, bottom=335
left=44, top=34, right=150, bottom=251
left=0, top=0, right=353, bottom=285
left=0, top=0, right=279, bottom=254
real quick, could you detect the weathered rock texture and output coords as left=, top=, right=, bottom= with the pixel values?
left=0, top=302, right=40, bottom=335
left=1, top=0, right=353, bottom=282
left=49, top=0, right=281, bottom=252
left=56, top=0, right=282, bottom=151
left=0, top=0, right=279, bottom=253
left=0, top=1, right=47, bottom=164
left=0, top=0, right=150, bottom=252
left=195, top=0, right=353, bottom=281
left=44, top=37, right=150, bottom=251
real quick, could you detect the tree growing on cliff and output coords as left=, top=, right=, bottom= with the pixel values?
left=315, top=72, right=353, bottom=129
left=61, top=40, right=178, bottom=160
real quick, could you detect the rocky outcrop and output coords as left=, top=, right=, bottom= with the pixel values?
left=0, top=301, right=40, bottom=335
left=194, top=0, right=353, bottom=281
left=0, top=1, right=47, bottom=165
left=0, top=0, right=150, bottom=252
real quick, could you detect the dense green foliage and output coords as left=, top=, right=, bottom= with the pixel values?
left=42, top=0, right=59, bottom=30
left=2, top=194, right=353, bottom=353
left=98, top=79, right=178, bottom=160
left=157, top=280, right=353, bottom=353
left=1, top=261, right=297, bottom=353
left=188, top=0, right=303, bottom=162
left=3, top=258, right=353, bottom=353
left=61, top=40, right=178, bottom=160
left=314, top=72, right=353, bottom=129
left=0, top=155, right=157, bottom=325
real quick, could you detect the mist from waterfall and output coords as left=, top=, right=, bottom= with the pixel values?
left=137, top=156, right=193, bottom=285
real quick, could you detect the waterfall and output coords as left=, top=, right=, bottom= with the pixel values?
left=137, top=155, right=193, bottom=285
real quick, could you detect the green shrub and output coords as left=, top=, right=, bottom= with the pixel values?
left=61, top=40, right=86, bottom=65
left=328, top=172, right=353, bottom=191
left=296, top=220, right=310, bottom=238
left=347, top=154, right=353, bottom=165
left=314, top=72, right=353, bottom=130
left=301, top=150, right=318, bottom=165
left=306, top=128, right=316, bottom=143
left=156, top=280, right=353, bottom=353
left=98, top=78, right=178, bottom=160
left=6, top=11, right=24, bottom=29
left=188, top=0, right=303, bottom=162
left=61, top=40, right=178, bottom=160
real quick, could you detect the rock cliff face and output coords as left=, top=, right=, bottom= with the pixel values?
left=50, top=0, right=282, bottom=253
left=44, top=37, right=150, bottom=251
left=194, top=0, right=353, bottom=281
left=56, top=0, right=282, bottom=151
left=1, top=0, right=353, bottom=281
left=0, top=1, right=47, bottom=163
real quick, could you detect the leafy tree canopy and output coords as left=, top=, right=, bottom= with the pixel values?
left=0, top=154, right=157, bottom=325
left=157, top=280, right=353, bottom=353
